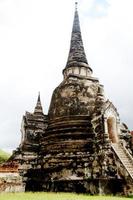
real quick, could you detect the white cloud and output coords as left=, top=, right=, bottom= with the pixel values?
left=79, top=0, right=110, bottom=18
left=0, top=0, right=132, bottom=152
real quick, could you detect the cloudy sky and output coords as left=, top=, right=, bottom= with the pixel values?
left=0, top=0, right=133, bottom=153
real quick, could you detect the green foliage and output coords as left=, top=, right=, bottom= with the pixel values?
left=0, top=149, right=10, bottom=164
left=0, top=192, right=131, bottom=200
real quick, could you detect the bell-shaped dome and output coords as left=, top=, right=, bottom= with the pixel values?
left=48, top=76, right=101, bottom=120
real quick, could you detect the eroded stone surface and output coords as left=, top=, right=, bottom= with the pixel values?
left=0, top=3, right=133, bottom=195
left=0, top=162, right=25, bottom=192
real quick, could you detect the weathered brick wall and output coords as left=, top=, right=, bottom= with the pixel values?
left=0, top=161, right=25, bottom=192
left=0, top=172, right=25, bottom=192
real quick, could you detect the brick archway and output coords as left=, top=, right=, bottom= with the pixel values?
left=107, top=117, right=119, bottom=143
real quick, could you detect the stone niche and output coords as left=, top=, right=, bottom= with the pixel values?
left=103, top=101, right=121, bottom=144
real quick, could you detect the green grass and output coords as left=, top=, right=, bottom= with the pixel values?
left=0, top=149, right=10, bottom=164
left=0, top=192, right=131, bottom=200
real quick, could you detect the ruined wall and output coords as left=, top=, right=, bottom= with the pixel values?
left=0, top=162, right=25, bottom=192
left=0, top=172, right=25, bottom=192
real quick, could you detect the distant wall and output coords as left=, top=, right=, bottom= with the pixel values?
left=0, top=172, right=25, bottom=192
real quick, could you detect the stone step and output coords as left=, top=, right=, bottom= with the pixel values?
left=124, top=165, right=133, bottom=167
left=124, top=167, right=133, bottom=169
left=125, top=168, right=133, bottom=171
left=111, top=143, right=133, bottom=179
left=119, top=159, right=131, bottom=162
left=123, top=165, right=133, bottom=168
left=122, top=160, right=132, bottom=162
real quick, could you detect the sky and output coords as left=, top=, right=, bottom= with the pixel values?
left=0, top=0, right=133, bottom=153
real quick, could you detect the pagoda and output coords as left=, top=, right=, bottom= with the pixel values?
left=12, top=3, right=133, bottom=195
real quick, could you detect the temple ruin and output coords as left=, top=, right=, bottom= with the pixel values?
left=0, top=3, right=133, bottom=195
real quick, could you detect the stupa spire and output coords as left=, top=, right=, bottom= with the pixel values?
left=34, top=92, right=43, bottom=115
left=64, top=2, right=92, bottom=73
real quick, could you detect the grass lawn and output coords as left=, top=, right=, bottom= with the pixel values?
left=0, top=149, right=10, bottom=163
left=0, top=192, right=131, bottom=200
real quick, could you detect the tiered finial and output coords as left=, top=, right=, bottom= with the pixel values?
left=64, top=2, right=92, bottom=70
left=34, top=92, right=43, bottom=115
left=37, top=91, right=40, bottom=102
left=75, top=2, right=78, bottom=10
